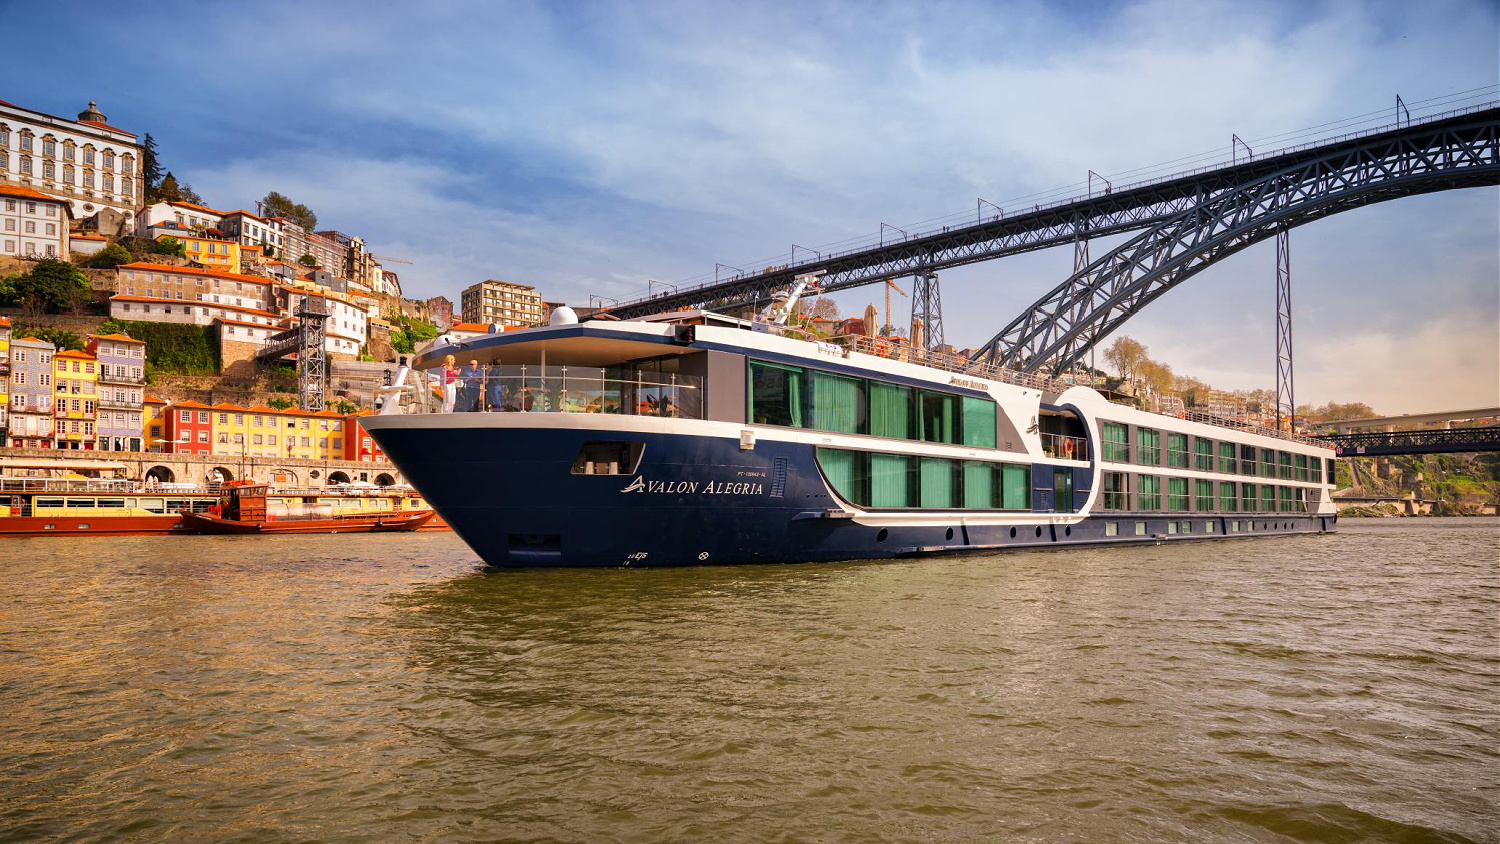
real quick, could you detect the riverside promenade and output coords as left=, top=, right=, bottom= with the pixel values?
left=0, top=445, right=407, bottom=487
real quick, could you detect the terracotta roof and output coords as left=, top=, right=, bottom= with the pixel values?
left=87, top=333, right=143, bottom=343
left=221, top=209, right=266, bottom=222
left=166, top=200, right=223, bottom=215
left=71, top=234, right=108, bottom=241
left=118, top=262, right=269, bottom=284
left=54, top=349, right=97, bottom=360
left=0, top=184, right=65, bottom=203
left=171, top=400, right=213, bottom=409
left=449, top=322, right=492, bottom=332
left=0, top=315, right=9, bottom=326
left=144, top=395, right=167, bottom=405
left=215, top=317, right=276, bottom=330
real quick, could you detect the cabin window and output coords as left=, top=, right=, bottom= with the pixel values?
left=1241, top=444, right=1258, bottom=475
left=1168, top=478, right=1189, bottom=511
left=818, top=448, right=869, bottom=507
left=951, top=462, right=986, bottom=508
left=1241, top=483, right=1258, bottom=512
left=1167, top=433, right=1189, bottom=468
left=1194, top=480, right=1214, bottom=511
left=97, top=498, right=126, bottom=509
left=65, top=498, right=97, bottom=509
left=1325, top=458, right=1337, bottom=484
left=918, top=458, right=956, bottom=508
left=1137, top=475, right=1160, bottom=510
left=1219, top=442, right=1237, bottom=474
left=1295, top=488, right=1307, bottom=512
left=1101, top=422, right=1129, bottom=462
left=870, top=453, right=915, bottom=507
left=36, top=498, right=64, bottom=508
left=918, top=391, right=959, bottom=444
left=1194, top=439, right=1214, bottom=472
left=749, top=361, right=804, bottom=428
left=808, top=371, right=865, bottom=434
left=868, top=382, right=913, bottom=439
left=1105, top=522, right=1118, bottom=537
left=1310, top=458, right=1322, bottom=484
left=1219, top=482, right=1238, bottom=511
left=1261, top=485, right=1276, bottom=513
left=1278, top=486, right=1294, bottom=512
left=1137, top=428, right=1160, bottom=465
left=1295, top=454, right=1309, bottom=482
left=1135, top=522, right=1147, bottom=536
left=1102, top=472, right=1128, bottom=510
left=1000, top=465, right=1029, bottom=510
left=1278, top=451, right=1294, bottom=480
left=961, top=398, right=996, bottom=448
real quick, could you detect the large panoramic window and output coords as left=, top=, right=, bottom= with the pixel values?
left=1278, top=485, right=1293, bottom=512
left=809, top=370, right=865, bottom=434
left=868, top=382, right=912, bottom=439
left=1295, top=454, right=1309, bottom=482
left=919, top=390, right=959, bottom=445
left=1260, top=448, right=1276, bottom=479
left=816, top=449, right=1029, bottom=510
left=749, top=361, right=804, bottom=428
left=1261, top=484, right=1276, bottom=513
left=1137, top=474, right=1161, bottom=510
left=1101, top=422, right=1129, bottom=462
left=1241, top=482, right=1258, bottom=512
left=1278, top=451, right=1294, bottom=480
left=1167, top=433, right=1189, bottom=468
left=1138, top=428, right=1160, bottom=465
left=961, top=397, right=996, bottom=448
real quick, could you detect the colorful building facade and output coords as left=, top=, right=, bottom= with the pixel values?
left=7, top=336, right=55, bottom=448
left=53, top=349, right=98, bottom=449
left=87, top=332, right=146, bottom=452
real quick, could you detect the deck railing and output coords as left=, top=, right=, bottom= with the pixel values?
left=419, top=365, right=705, bottom=419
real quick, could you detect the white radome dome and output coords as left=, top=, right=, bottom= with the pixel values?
left=549, top=306, right=579, bottom=325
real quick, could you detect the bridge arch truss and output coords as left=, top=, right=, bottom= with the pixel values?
left=973, top=110, right=1500, bottom=374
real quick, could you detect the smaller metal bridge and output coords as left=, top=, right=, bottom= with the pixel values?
left=1313, top=427, right=1500, bottom=456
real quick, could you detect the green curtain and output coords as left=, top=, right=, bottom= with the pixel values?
left=1168, top=477, right=1189, bottom=510
left=868, top=382, right=911, bottom=440
left=1103, top=423, right=1129, bottom=462
left=1195, top=479, right=1214, bottom=511
left=963, top=462, right=993, bottom=508
left=811, top=372, right=861, bottom=433
left=920, top=458, right=954, bottom=508
left=787, top=368, right=803, bottom=428
left=1220, top=482, right=1237, bottom=511
left=1219, top=442, right=1237, bottom=473
left=961, top=398, right=997, bottom=448
left=1138, top=474, right=1160, bottom=510
left=817, top=448, right=862, bottom=506
left=1241, top=483, right=1257, bottom=512
left=1138, top=429, right=1160, bottom=464
left=1001, top=464, right=1029, bottom=509
left=871, top=453, right=911, bottom=507
left=1261, top=485, right=1276, bottom=512
left=921, top=392, right=956, bottom=443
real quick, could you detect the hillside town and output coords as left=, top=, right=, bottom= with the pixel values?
left=0, top=95, right=565, bottom=460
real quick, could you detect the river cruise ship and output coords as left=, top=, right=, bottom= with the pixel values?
left=360, top=309, right=1337, bottom=567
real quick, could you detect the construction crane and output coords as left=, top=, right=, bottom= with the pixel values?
left=372, top=254, right=413, bottom=265
left=883, top=279, right=907, bottom=335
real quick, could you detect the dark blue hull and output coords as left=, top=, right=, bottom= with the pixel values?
left=368, top=424, right=1336, bottom=568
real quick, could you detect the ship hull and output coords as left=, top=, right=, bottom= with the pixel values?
left=367, top=420, right=1335, bottom=568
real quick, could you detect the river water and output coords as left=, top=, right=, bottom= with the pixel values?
left=2, top=518, right=1495, bottom=843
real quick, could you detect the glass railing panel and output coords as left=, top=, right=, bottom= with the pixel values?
left=417, top=364, right=704, bottom=419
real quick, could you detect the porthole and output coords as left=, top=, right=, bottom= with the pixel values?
left=1064, top=526, right=1072, bottom=537
left=876, top=528, right=888, bottom=543
left=945, top=527, right=954, bottom=541
left=1034, top=526, right=1042, bottom=537
left=1009, top=527, right=1017, bottom=538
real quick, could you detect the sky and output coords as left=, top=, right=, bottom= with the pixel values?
left=7, top=0, right=1497, bottom=413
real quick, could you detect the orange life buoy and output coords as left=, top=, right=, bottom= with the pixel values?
left=1062, top=438, right=1075, bottom=458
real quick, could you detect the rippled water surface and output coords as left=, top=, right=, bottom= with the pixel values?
left=2, top=519, right=1496, bottom=843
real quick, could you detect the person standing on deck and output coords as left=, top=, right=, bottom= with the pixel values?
left=460, top=359, right=484, bottom=412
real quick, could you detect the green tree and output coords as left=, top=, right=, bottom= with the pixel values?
left=262, top=191, right=318, bottom=231
left=17, top=326, right=84, bottom=351
left=82, top=242, right=133, bottom=269
left=153, top=236, right=187, bottom=258
left=2, top=259, right=91, bottom=312
left=297, top=253, right=318, bottom=268
left=332, top=399, right=357, bottom=415
left=268, top=397, right=295, bottom=410
left=141, top=133, right=164, bottom=203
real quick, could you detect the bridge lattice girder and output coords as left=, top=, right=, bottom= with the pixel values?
left=603, top=106, right=1500, bottom=321
left=973, top=109, right=1500, bottom=374
left=1314, top=426, right=1500, bottom=456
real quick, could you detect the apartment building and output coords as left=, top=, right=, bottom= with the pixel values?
left=460, top=279, right=547, bottom=328
left=7, top=336, right=55, bottom=448
left=0, top=183, right=71, bottom=258
left=87, top=333, right=146, bottom=452
left=0, top=98, right=142, bottom=224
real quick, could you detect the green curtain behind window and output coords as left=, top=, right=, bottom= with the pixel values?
left=1001, top=464, right=1029, bottom=509
left=961, top=398, right=996, bottom=448
left=817, top=448, right=862, bottom=506
left=920, top=458, right=953, bottom=508
left=963, top=462, right=993, bottom=508
left=868, top=382, right=911, bottom=439
left=871, top=453, right=911, bottom=507
left=811, top=372, right=861, bottom=434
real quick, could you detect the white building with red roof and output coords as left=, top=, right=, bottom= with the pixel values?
left=0, top=98, right=143, bottom=225
left=0, top=183, right=71, bottom=258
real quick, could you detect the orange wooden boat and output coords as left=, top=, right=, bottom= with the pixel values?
left=179, top=481, right=435, bottom=534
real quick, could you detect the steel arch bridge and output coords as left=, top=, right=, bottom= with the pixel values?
left=602, top=104, right=1500, bottom=326
left=972, top=108, right=1500, bottom=373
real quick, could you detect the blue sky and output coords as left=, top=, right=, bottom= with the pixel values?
left=10, top=0, right=1498, bottom=412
